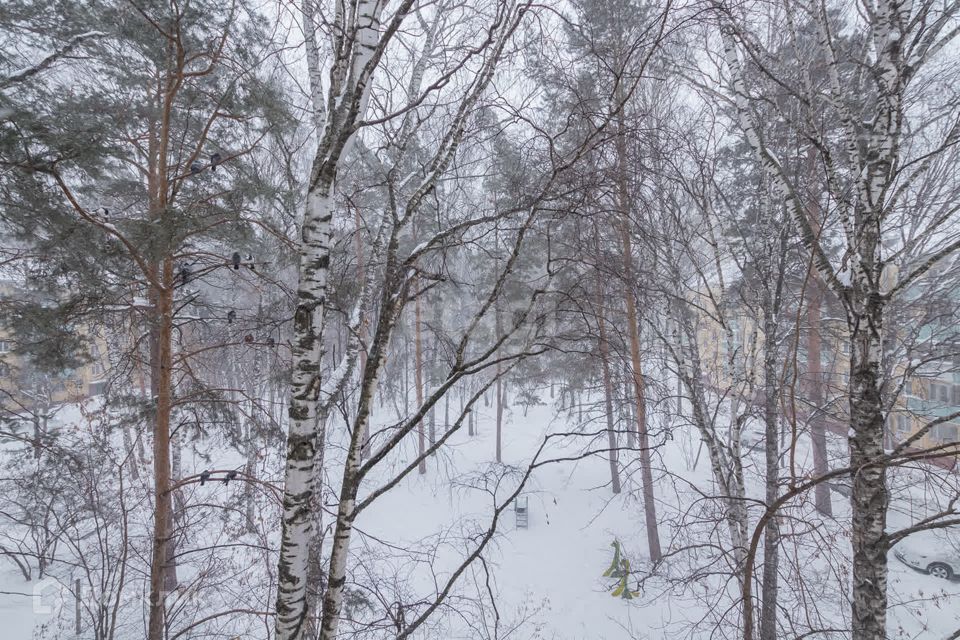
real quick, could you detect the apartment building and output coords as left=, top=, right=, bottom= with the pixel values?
left=691, top=274, right=959, bottom=463
left=0, top=279, right=111, bottom=424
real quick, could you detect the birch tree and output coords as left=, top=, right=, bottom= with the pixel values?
left=718, top=1, right=960, bottom=637
left=276, top=1, right=535, bottom=636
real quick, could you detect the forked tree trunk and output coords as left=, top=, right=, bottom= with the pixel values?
left=300, top=4, right=522, bottom=635
left=276, top=0, right=391, bottom=626
left=318, top=260, right=405, bottom=640
left=718, top=18, right=912, bottom=636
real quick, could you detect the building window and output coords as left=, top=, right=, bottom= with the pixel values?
left=934, top=423, right=959, bottom=444
left=952, top=384, right=960, bottom=406
left=90, top=344, right=106, bottom=376
left=895, top=414, right=911, bottom=434
left=931, top=383, right=950, bottom=403
left=0, top=340, right=10, bottom=354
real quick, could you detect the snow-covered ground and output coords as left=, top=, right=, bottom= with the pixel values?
left=1, top=394, right=958, bottom=639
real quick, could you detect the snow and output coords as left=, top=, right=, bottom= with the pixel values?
left=340, top=395, right=960, bottom=639
left=1, top=394, right=958, bottom=639
left=0, top=569, right=38, bottom=639
left=0, top=567, right=61, bottom=639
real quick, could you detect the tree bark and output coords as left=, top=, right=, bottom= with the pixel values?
left=759, top=293, right=780, bottom=640
left=276, top=182, right=338, bottom=639
left=806, top=274, right=832, bottom=516
left=355, top=205, right=370, bottom=459
left=318, top=263, right=403, bottom=640
left=275, top=0, right=388, bottom=630
left=803, top=146, right=832, bottom=517
left=147, top=267, right=174, bottom=640
left=614, top=117, right=662, bottom=563
left=849, top=298, right=888, bottom=640
left=596, top=289, right=622, bottom=494
left=415, top=287, right=426, bottom=474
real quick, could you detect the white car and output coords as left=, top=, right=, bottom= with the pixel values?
left=894, top=543, right=960, bottom=580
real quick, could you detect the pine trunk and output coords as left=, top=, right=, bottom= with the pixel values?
left=613, top=104, right=661, bottom=563
left=147, top=269, right=175, bottom=640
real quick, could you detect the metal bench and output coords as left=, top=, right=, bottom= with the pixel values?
left=515, top=495, right=528, bottom=529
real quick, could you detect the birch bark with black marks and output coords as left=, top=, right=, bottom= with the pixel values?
left=719, top=3, right=960, bottom=636
left=659, top=293, right=749, bottom=564
left=759, top=225, right=787, bottom=640
left=275, top=0, right=395, bottom=636
left=302, top=5, right=533, bottom=637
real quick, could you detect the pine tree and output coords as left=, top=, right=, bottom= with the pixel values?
left=0, top=2, right=293, bottom=637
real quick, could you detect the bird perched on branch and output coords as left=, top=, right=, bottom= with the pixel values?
left=210, top=152, right=222, bottom=171
left=224, top=470, right=238, bottom=484
left=199, top=470, right=211, bottom=486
